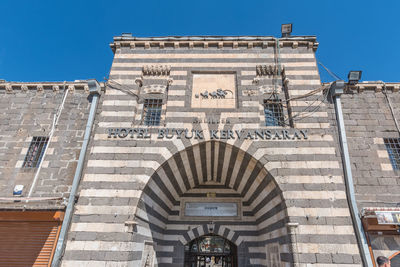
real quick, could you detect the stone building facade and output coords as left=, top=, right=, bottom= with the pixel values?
left=337, top=83, right=400, bottom=263
left=0, top=34, right=399, bottom=267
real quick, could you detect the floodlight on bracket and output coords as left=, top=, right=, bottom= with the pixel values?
left=281, top=23, right=293, bottom=37
left=347, top=71, right=362, bottom=85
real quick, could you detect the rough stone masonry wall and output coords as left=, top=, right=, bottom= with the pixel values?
left=0, top=87, right=90, bottom=209
left=63, top=39, right=361, bottom=267
left=337, top=90, right=400, bottom=259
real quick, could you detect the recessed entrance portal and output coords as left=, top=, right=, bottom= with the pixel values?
left=134, top=141, right=291, bottom=266
left=184, top=235, right=237, bottom=267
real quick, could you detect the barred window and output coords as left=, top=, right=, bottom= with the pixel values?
left=143, top=99, right=162, bottom=126
left=23, top=136, right=49, bottom=168
left=384, top=138, right=400, bottom=170
left=264, top=100, right=284, bottom=126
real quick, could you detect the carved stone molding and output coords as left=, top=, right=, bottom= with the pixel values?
left=259, top=85, right=282, bottom=95
left=0, top=82, right=105, bottom=93
left=142, top=84, right=167, bottom=94
left=243, top=89, right=258, bottom=96
left=256, top=65, right=281, bottom=76
left=142, top=65, right=171, bottom=76
left=110, top=37, right=319, bottom=52
left=5, top=84, right=13, bottom=93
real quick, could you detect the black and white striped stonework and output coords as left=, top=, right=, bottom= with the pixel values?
left=134, top=141, right=288, bottom=266
left=61, top=37, right=362, bottom=267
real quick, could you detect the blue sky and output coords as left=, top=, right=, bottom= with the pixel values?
left=0, top=0, right=399, bottom=83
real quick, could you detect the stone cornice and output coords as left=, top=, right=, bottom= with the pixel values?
left=0, top=81, right=106, bottom=94
left=110, top=35, right=318, bottom=53
left=323, top=82, right=400, bottom=93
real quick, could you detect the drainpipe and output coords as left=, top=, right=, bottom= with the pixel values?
left=51, top=80, right=101, bottom=267
left=330, top=80, right=373, bottom=267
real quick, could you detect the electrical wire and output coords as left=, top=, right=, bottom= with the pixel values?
left=106, top=78, right=140, bottom=99
left=381, top=81, right=400, bottom=134
left=318, top=61, right=343, bottom=80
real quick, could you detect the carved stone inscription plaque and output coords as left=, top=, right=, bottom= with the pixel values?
left=191, top=73, right=236, bottom=108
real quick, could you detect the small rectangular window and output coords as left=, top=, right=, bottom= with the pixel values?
left=143, top=99, right=162, bottom=126
left=264, top=100, right=284, bottom=126
left=384, top=138, right=400, bottom=170
left=23, top=136, right=49, bottom=168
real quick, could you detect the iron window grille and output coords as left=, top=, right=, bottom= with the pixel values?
left=23, top=136, right=49, bottom=168
left=384, top=138, right=400, bottom=170
left=264, top=99, right=285, bottom=126
left=143, top=98, right=162, bottom=126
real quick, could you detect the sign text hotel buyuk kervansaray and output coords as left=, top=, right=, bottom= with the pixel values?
left=107, top=128, right=308, bottom=140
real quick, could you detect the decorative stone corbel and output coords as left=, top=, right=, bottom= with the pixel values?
left=130, top=42, right=136, bottom=49
left=262, top=42, right=268, bottom=49
left=189, top=42, right=194, bottom=49
left=124, top=220, right=138, bottom=233
left=84, top=85, right=89, bottom=93
left=144, top=42, right=150, bottom=49
left=159, top=42, right=164, bottom=49
left=67, top=84, right=75, bottom=92
left=218, top=42, right=223, bottom=49
left=375, top=85, right=383, bottom=92
left=52, top=85, right=60, bottom=92
left=21, top=85, right=28, bottom=92
left=243, top=89, right=258, bottom=96
left=37, top=84, right=44, bottom=92
left=5, top=83, right=13, bottom=93
left=204, top=42, right=208, bottom=48
left=248, top=42, right=253, bottom=49
left=174, top=42, right=179, bottom=49
left=283, top=78, right=290, bottom=86
left=259, top=86, right=281, bottom=95
left=292, top=42, right=298, bottom=49
left=135, top=78, right=143, bottom=87
left=233, top=42, right=238, bottom=49
left=393, top=85, right=399, bottom=92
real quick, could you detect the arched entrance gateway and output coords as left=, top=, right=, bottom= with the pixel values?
left=134, top=140, right=291, bottom=266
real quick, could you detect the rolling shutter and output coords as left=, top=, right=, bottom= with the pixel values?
left=0, top=211, right=64, bottom=267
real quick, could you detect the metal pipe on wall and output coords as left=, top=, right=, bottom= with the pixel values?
left=330, top=80, right=373, bottom=267
left=51, top=80, right=101, bottom=267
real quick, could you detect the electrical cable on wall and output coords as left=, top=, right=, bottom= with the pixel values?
left=26, top=81, right=69, bottom=201
left=381, top=81, right=400, bottom=134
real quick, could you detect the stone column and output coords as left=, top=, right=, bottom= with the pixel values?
left=287, top=222, right=299, bottom=267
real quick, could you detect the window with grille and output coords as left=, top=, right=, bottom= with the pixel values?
left=264, top=100, right=284, bottom=126
left=384, top=138, right=400, bottom=170
left=143, top=99, right=162, bottom=126
left=23, top=136, right=49, bottom=168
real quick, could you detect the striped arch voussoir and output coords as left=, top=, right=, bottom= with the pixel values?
left=183, top=224, right=242, bottom=246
